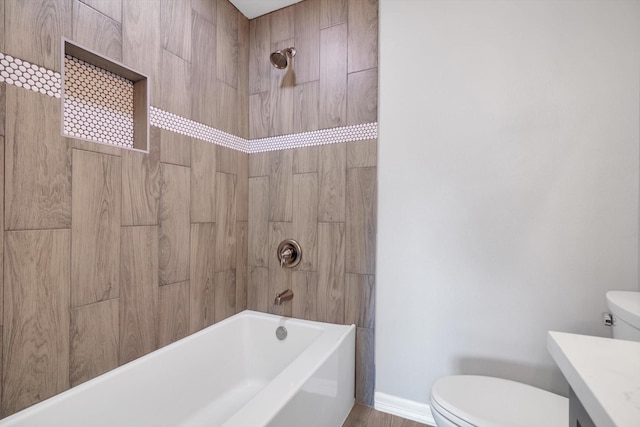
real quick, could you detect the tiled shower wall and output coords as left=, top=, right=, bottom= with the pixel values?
left=0, top=0, right=248, bottom=417
left=249, top=0, right=378, bottom=138
left=247, top=0, right=378, bottom=404
left=248, top=140, right=377, bottom=404
left=0, top=0, right=378, bottom=417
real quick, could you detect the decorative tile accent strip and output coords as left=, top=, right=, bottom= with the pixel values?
left=0, top=51, right=378, bottom=154
left=150, top=105, right=377, bottom=152
left=249, top=122, right=378, bottom=153
left=150, top=106, right=250, bottom=153
left=0, top=52, right=61, bottom=97
left=63, top=55, right=134, bottom=148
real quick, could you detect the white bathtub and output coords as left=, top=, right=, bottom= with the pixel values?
left=0, top=310, right=356, bottom=427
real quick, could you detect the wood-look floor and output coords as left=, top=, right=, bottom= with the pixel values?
left=343, top=404, right=433, bottom=427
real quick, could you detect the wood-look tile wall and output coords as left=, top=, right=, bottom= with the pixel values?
left=247, top=0, right=378, bottom=401
left=0, top=0, right=249, bottom=418
left=249, top=0, right=378, bottom=138
left=3, top=0, right=248, bottom=137
left=248, top=139, right=377, bottom=404
left=0, top=0, right=378, bottom=416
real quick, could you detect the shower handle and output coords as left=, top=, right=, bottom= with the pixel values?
left=277, top=239, right=302, bottom=268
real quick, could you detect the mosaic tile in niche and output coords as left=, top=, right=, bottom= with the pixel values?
left=63, top=55, right=134, bottom=148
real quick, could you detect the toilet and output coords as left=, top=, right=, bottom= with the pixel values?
left=430, top=375, right=568, bottom=427
left=606, top=290, right=640, bottom=341
left=429, top=290, right=640, bottom=427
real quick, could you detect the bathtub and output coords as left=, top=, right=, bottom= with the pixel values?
left=0, top=310, right=356, bottom=427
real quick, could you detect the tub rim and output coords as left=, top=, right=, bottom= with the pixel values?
left=0, top=310, right=355, bottom=427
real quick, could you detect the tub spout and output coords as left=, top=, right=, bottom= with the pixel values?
left=274, top=289, right=294, bottom=305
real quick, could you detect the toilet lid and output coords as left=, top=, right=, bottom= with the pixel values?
left=430, top=376, right=568, bottom=427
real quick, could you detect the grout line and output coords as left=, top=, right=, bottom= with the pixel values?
left=347, top=66, right=379, bottom=75
left=159, top=160, right=191, bottom=169
left=5, top=227, right=72, bottom=233
left=346, top=165, right=377, bottom=170
left=70, top=297, right=120, bottom=311
left=70, top=145, right=122, bottom=158
left=75, top=0, right=120, bottom=25
left=189, top=220, right=217, bottom=225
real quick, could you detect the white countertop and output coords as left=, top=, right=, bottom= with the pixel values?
left=547, top=331, right=640, bottom=427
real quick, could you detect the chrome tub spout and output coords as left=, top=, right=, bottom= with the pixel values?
left=274, top=289, right=294, bottom=305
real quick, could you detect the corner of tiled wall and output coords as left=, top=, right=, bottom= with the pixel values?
left=0, top=0, right=5, bottom=416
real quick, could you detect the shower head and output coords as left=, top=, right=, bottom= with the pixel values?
left=270, top=47, right=296, bottom=69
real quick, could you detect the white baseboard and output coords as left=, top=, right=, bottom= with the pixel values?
left=374, top=392, right=436, bottom=426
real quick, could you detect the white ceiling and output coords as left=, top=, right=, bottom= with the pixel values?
left=229, top=0, right=304, bottom=19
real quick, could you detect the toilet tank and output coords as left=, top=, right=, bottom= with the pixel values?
left=606, top=291, right=640, bottom=341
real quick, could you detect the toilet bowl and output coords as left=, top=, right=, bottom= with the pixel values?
left=430, top=375, right=568, bottom=427
left=430, top=291, right=640, bottom=426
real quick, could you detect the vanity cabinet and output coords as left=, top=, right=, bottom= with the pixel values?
left=547, top=331, right=640, bottom=427
left=569, top=388, right=596, bottom=427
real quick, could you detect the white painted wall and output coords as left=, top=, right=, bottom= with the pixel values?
left=377, top=0, right=640, bottom=412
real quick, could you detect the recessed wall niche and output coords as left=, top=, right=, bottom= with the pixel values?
left=61, top=39, right=149, bottom=152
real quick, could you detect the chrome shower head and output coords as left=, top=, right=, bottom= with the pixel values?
left=270, top=47, right=296, bottom=69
